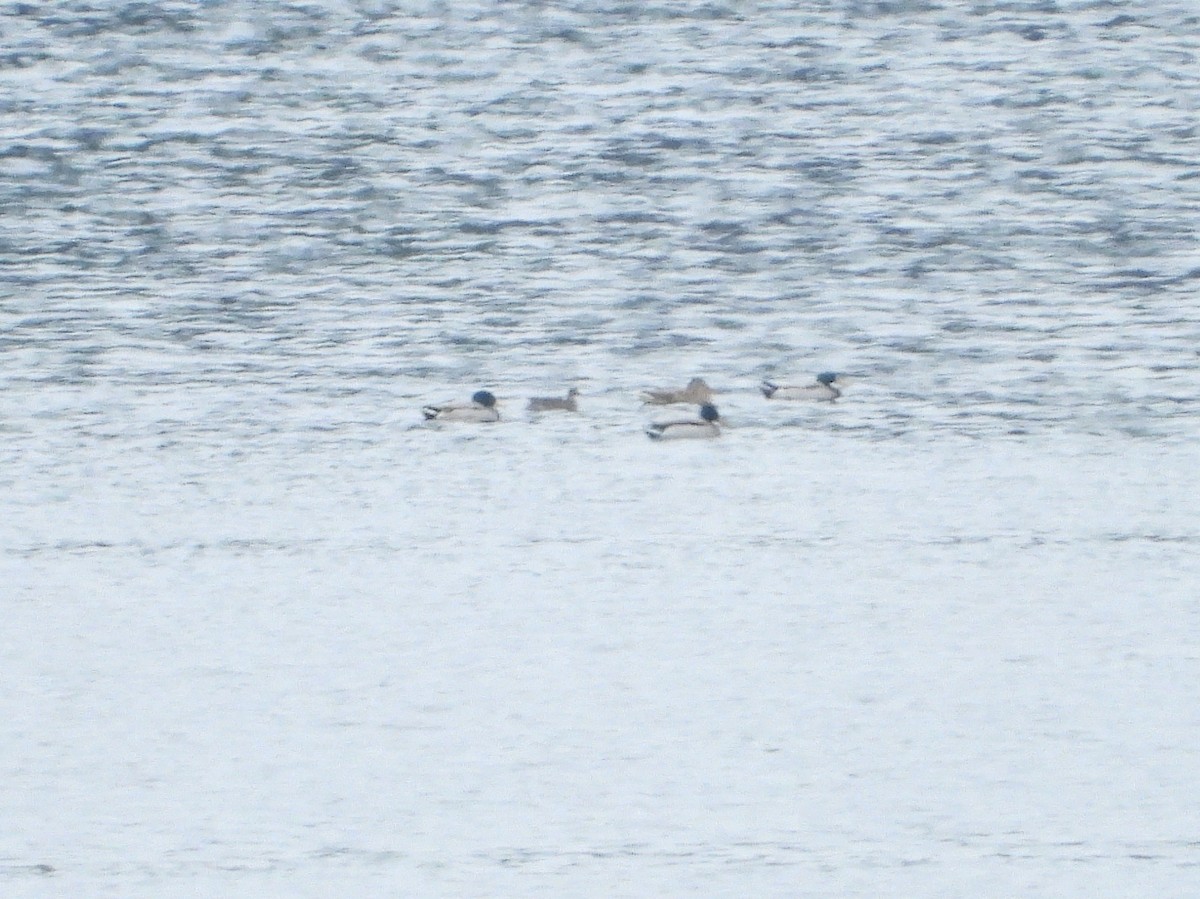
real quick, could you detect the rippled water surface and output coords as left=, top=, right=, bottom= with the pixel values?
left=3, top=2, right=1199, bottom=896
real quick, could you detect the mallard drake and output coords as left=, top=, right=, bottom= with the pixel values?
left=640, top=377, right=714, bottom=405
left=645, top=403, right=721, bottom=440
left=760, top=372, right=841, bottom=402
left=527, top=388, right=580, bottom=413
left=422, top=389, right=500, bottom=422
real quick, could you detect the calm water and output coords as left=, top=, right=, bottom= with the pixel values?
left=3, top=2, right=1199, bottom=896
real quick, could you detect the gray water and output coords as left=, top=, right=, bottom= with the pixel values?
left=3, top=2, right=1199, bottom=896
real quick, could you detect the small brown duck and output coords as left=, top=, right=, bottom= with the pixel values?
left=640, top=377, right=714, bottom=406
left=527, top=388, right=580, bottom=413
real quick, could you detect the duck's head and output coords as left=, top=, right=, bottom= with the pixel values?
left=567, top=388, right=580, bottom=398
left=472, top=390, right=497, bottom=408
left=698, top=403, right=720, bottom=423
left=816, top=371, right=838, bottom=386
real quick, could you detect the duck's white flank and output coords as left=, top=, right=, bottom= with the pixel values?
left=645, top=403, right=721, bottom=440
left=423, top=390, right=500, bottom=422
left=760, top=372, right=841, bottom=402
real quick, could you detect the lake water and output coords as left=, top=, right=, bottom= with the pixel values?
left=3, top=2, right=1199, bottom=896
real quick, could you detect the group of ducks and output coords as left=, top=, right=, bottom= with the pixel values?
left=421, top=373, right=842, bottom=440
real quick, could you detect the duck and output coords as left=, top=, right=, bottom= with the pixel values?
left=640, top=377, right=715, bottom=405
left=422, top=389, right=500, bottom=422
left=760, top=371, right=841, bottom=402
left=527, top=388, right=580, bottom=413
left=645, top=403, right=721, bottom=440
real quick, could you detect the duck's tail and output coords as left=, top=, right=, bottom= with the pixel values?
left=759, top=380, right=778, bottom=399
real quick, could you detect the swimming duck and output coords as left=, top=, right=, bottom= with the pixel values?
left=760, top=372, right=841, bottom=402
left=527, top=388, right=580, bottom=413
left=640, top=377, right=715, bottom=405
left=422, top=389, right=500, bottom=422
left=645, top=403, right=721, bottom=440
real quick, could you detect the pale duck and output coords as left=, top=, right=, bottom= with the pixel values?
left=422, top=389, right=500, bottom=422
left=640, top=377, right=715, bottom=406
left=645, top=403, right=721, bottom=440
left=527, top=388, right=580, bottom=413
left=760, top=371, right=841, bottom=402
